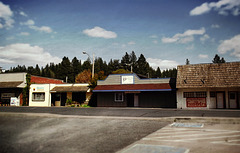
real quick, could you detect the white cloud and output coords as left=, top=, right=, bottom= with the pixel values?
left=6, top=36, right=15, bottom=40
left=19, top=11, right=27, bottom=17
left=179, top=36, right=194, bottom=44
left=128, top=41, right=135, bottom=45
left=186, top=44, right=194, bottom=50
left=211, top=24, right=220, bottom=28
left=147, top=58, right=179, bottom=70
left=218, top=34, right=240, bottom=58
left=161, top=37, right=178, bottom=43
left=162, top=28, right=205, bottom=44
left=198, top=54, right=209, bottom=59
left=149, top=35, right=158, bottom=38
left=20, top=32, right=30, bottom=36
left=153, top=40, right=158, bottom=44
left=20, top=19, right=35, bottom=26
left=83, top=26, right=117, bottom=39
left=0, top=43, right=61, bottom=66
left=0, top=1, right=14, bottom=29
left=190, top=2, right=211, bottom=16
left=200, top=34, right=210, bottom=42
left=121, top=44, right=126, bottom=48
left=30, top=25, right=53, bottom=33
left=20, top=19, right=53, bottom=33
left=190, top=0, right=240, bottom=16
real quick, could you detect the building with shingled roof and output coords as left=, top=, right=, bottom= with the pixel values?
left=176, top=62, right=240, bottom=109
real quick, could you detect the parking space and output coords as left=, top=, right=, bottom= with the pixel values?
left=119, top=123, right=240, bottom=153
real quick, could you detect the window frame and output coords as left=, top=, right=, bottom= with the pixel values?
left=183, top=92, right=207, bottom=98
left=114, top=92, right=124, bottom=102
left=32, top=92, right=45, bottom=101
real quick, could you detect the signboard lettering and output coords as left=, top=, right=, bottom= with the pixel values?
left=186, top=98, right=207, bottom=107
left=121, top=75, right=134, bottom=84
left=10, top=97, right=19, bottom=106
left=1, top=93, right=15, bottom=99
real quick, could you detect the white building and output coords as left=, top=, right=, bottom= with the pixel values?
left=29, top=83, right=90, bottom=107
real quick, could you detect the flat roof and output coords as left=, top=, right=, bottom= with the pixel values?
left=0, top=82, right=24, bottom=88
left=50, top=86, right=88, bottom=92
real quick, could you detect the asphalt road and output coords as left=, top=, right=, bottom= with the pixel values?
left=0, top=113, right=168, bottom=153
left=0, top=106, right=240, bottom=117
left=1, top=107, right=240, bottom=153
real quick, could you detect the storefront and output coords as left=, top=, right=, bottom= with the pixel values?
left=29, top=83, right=90, bottom=107
left=93, top=73, right=176, bottom=108
left=0, top=73, right=26, bottom=106
left=0, top=72, right=64, bottom=106
left=177, top=62, right=240, bottom=109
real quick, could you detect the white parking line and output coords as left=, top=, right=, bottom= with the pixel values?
left=150, top=130, right=203, bottom=136
left=211, top=139, right=240, bottom=146
left=144, top=135, right=240, bottom=142
left=147, top=131, right=240, bottom=139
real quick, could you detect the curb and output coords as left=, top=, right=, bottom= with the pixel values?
left=0, top=112, right=240, bottom=124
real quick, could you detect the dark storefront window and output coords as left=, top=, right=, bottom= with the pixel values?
left=210, top=92, right=216, bottom=97
left=184, top=92, right=207, bottom=98
left=32, top=93, right=45, bottom=101
left=115, top=93, right=124, bottom=102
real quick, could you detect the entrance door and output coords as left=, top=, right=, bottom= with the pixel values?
left=217, top=92, right=224, bottom=108
left=134, top=94, right=139, bottom=107
left=229, top=92, right=237, bottom=109
left=127, top=94, right=134, bottom=107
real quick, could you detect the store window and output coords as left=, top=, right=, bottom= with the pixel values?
left=229, top=92, right=236, bottom=99
left=1, top=93, right=15, bottom=99
left=32, top=93, right=45, bottom=101
left=183, top=92, right=207, bottom=98
left=210, top=92, right=216, bottom=97
left=115, top=93, right=124, bottom=102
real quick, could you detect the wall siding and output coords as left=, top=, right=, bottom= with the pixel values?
left=139, top=91, right=176, bottom=108
left=97, top=92, right=127, bottom=107
left=98, top=74, right=170, bottom=85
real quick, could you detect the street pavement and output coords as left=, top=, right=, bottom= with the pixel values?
left=0, top=107, right=240, bottom=153
left=0, top=112, right=169, bottom=153
left=0, top=106, right=240, bottom=118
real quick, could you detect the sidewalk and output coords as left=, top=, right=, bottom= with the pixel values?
left=117, top=120, right=240, bottom=153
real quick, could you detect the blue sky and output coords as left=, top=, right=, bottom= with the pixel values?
left=0, top=0, right=240, bottom=70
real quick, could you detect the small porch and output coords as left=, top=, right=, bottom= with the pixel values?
left=50, top=85, right=90, bottom=106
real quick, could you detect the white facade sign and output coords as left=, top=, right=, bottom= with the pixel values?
left=121, top=75, right=134, bottom=84
left=33, top=86, right=45, bottom=92
left=10, top=97, right=19, bottom=106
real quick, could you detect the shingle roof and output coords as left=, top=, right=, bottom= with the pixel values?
left=177, top=62, right=240, bottom=88
left=93, top=83, right=172, bottom=92
left=31, top=75, right=64, bottom=84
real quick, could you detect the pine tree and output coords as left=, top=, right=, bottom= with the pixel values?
left=82, top=58, right=91, bottom=71
left=156, top=67, right=161, bottom=78
left=212, top=54, right=226, bottom=63
left=34, top=64, right=41, bottom=76
left=136, top=54, right=149, bottom=75
left=59, top=56, right=74, bottom=83
left=72, top=57, right=81, bottom=81
left=121, top=52, right=131, bottom=71
left=130, top=51, right=137, bottom=73
left=107, top=59, right=114, bottom=74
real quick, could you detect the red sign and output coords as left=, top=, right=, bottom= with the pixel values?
left=187, top=98, right=206, bottom=107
